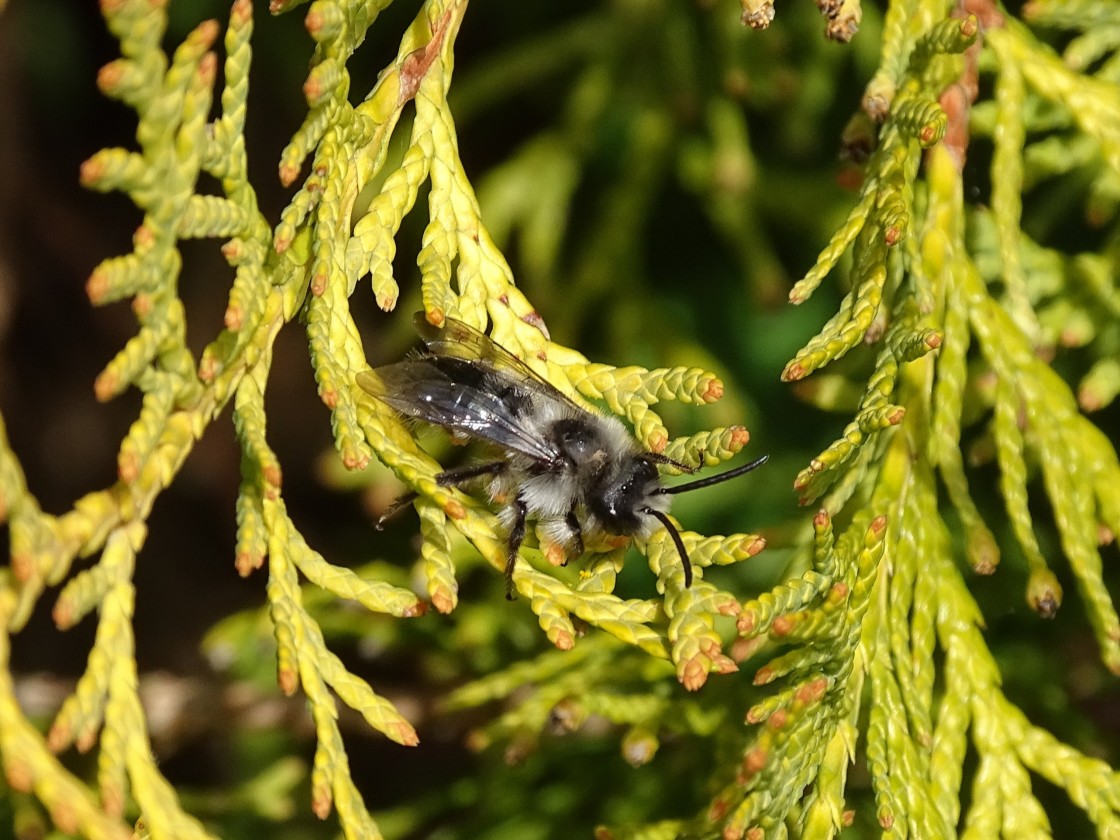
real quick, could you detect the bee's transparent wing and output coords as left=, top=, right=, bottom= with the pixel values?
left=413, top=314, right=582, bottom=410
left=358, top=314, right=586, bottom=464
left=357, top=359, right=565, bottom=465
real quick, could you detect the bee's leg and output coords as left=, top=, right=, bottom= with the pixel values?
left=375, top=491, right=419, bottom=529
left=435, top=460, right=508, bottom=487
left=505, top=494, right=528, bottom=600
left=564, top=508, right=584, bottom=562
left=377, top=461, right=506, bottom=529
left=647, top=452, right=699, bottom=474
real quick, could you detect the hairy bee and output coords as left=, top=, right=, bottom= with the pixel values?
left=357, top=313, right=766, bottom=595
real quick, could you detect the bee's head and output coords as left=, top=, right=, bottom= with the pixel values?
left=589, top=456, right=664, bottom=536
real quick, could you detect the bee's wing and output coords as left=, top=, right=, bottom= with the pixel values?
left=358, top=314, right=585, bottom=464
left=413, top=314, right=582, bottom=410
left=357, top=358, right=566, bottom=465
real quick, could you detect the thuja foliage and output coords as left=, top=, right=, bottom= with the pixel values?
left=0, top=0, right=1118, bottom=838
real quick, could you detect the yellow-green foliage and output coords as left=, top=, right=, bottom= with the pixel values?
left=0, top=0, right=1118, bottom=838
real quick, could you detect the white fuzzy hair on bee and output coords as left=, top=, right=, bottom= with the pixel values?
left=357, top=313, right=766, bottom=597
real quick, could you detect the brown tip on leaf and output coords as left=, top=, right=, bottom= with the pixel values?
left=707, top=796, right=732, bottom=823
left=305, top=10, right=324, bottom=36
left=444, top=498, right=466, bottom=520
left=829, top=581, right=850, bottom=603
left=318, top=386, right=338, bottom=410
left=392, top=721, right=420, bottom=747
left=198, top=353, right=220, bottom=383
left=702, top=377, right=724, bottom=402
left=736, top=610, right=757, bottom=634
left=648, top=431, right=668, bottom=454
left=879, top=813, right=895, bottom=830
left=426, top=308, right=446, bottom=328
left=269, top=0, right=284, bottom=12
left=870, top=514, right=888, bottom=534
left=94, top=372, right=118, bottom=403
left=713, top=655, right=738, bottom=675
left=797, top=676, right=829, bottom=704
left=342, top=448, right=369, bottom=470
left=887, top=407, right=907, bottom=425
left=521, top=310, right=550, bottom=339
left=78, top=727, right=98, bottom=753
left=231, top=0, right=252, bottom=24
left=753, top=665, right=774, bottom=685
left=79, top=156, right=104, bottom=188
left=131, top=293, right=153, bottom=318
left=1079, top=388, right=1101, bottom=412
left=274, top=236, right=291, bottom=253
left=781, top=361, right=806, bottom=382
left=768, top=709, right=788, bottom=730
left=86, top=270, right=109, bottom=304
left=885, top=225, right=903, bottom=246
left=199, top=52, right=218, bottom=84
left=278, top=665, right=299, bottom=696
left=46, top=720, right=71, bottom=753
left=310, top=272, right=328, bottom=296
left=742, top=746, right=768, bottom=777
left=772, top=614, right=796, bottom=636
left=401, top=599, right=428, bottom=618
left=11, top=552, right=34, bottom=583
left=303, top=76, right=323, bottom=105
left=50, top=802, right=80, bottom=835
left=118, top=451, right=140, bottom=484
left=1099, top=525, right=1115, bottom=546
left=544, top=542, right=566, bottom=567
left=554, top=631, right=574, bottom=651
left=926, top=332, right=943, bottom=349
left=221, top=239, right=242, bottom=260
left=101, top=782, right=125, bottom=819
left=813, top=509, right=831, bottom=528
left=431, top=588, right=456, bottom=614
left=375, top=289, right=398, bottom=312
left=278, top=163, right=300, bottom=188
left=730, top=636, right=766, bottom=663
left=745, top=536, right=766, bottom=556
left=679, top=657, right=708, bottom=691
left=263, top=463, right=283, bottom=490
left=729, top=425, right=750, bottom=448
left=3, top=757, right=32, bottom=793
left=235, top=550, right=263, bottom=577
left=196, top=19, right=221, bottom=49
left=224, top=305, right=243, bottom=331
left=96, top=61, right=124, bottom=94
left=311, top=784, right=333, bottom=820
left=100, top=0, right=126, bottom=16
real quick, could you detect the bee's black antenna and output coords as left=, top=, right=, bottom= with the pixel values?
left=643, top=507, right=693, bottom=588
left=656, top=454, right=769, bottom=496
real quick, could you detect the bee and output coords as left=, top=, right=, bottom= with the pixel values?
left=357, top=313, right=767, bottom=596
